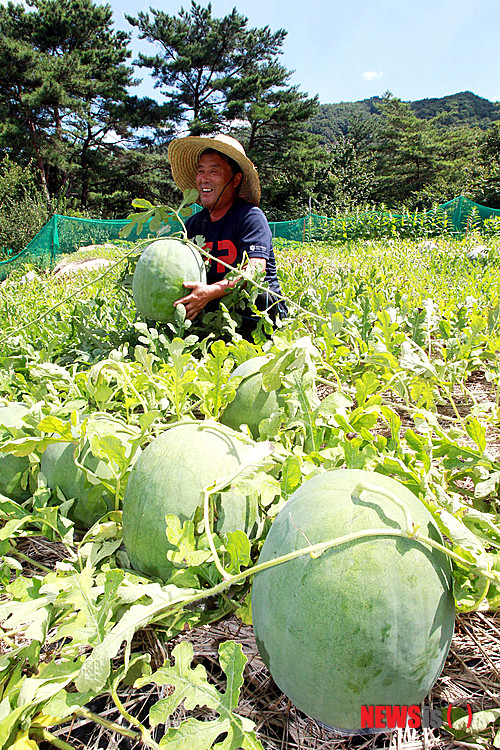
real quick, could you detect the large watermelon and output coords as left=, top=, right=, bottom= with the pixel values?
left=132, top=238, right=206, bottom=323
left=41, top=442, right=114, bottom=527
left=122, top=421, right=261, bottom=580
left=41, top=417, right=139, bottom=528
left=220, top=357, right=282, bottom=439
left=251, top=469, right=455, bottom=732
left=0, top=402, right=31, bottom=501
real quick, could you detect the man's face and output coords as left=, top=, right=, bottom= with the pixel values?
left=195, top=152, right=241, bottom=215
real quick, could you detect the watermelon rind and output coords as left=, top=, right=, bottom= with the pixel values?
left=41, top=441, right=114, bottom=527
left=41, top=416, right=140, bottom=528
left=220, top=356, right=281, bottom=439
left=122, top=421, right=260, bottom=580
left=251, top=468, right=455, bottom=732
left=132, top=238, right=206, bottom=323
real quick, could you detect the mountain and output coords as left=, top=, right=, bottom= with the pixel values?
left=411, top=91, right=500, bottom=125
left=309, top=91, right=500, bottom=144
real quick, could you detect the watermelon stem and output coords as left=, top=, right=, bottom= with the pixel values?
left=236, top=529, right=499, bottom=587
left=114, top=480, right=121, bottom=513
left=351, top=481, right=418, bottom=535
left=159, top=528, right=500, bottom=625
left=146, top=418, right=259, bottom=446
left=316, top=371, right=342, bottom=391
left=75, top=706, right=144, bottom=745
left=30, top=727, right=80, bottom=750
left=10, top=545, right=52, bottom=574
left=110, top=685, right=160, bottom=750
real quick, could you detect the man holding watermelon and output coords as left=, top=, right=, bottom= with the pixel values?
left=168, top=134, right=287, bottom=337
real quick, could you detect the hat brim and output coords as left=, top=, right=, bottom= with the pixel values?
left=168, top=136, right=261, bottom=206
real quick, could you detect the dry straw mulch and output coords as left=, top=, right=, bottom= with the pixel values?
left=39, top=609, right=500, bottom=750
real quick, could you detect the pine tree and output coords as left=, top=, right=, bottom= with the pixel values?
left=127, top=2, right=321, bottom=216
left=0, top=0, right=143, bottom=204
left=370, top=94, right=441, bottom=206
left=126, top=1, right=287, bottom=136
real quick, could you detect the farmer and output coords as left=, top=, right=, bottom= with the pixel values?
left=168, top=134, right=287, bottom=337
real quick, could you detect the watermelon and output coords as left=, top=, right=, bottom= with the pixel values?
left=41, top=441, right=114, bottom=527
left=251, top=469, right=455, bottom=732
left=122, top=421, right=261, bottom=580
left=220, top=356, right=282, bottom=439
left=41, top=417, right=139, bottom=528
left=132, top=238, right=206, bottom=323
left=0, top=402, right=31, bottom=501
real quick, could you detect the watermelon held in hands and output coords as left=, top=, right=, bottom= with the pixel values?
left=251, top=469, right=455, bottom=733
left=122, top=421, right=264, bottom=580
left=0, top=402, right=31, bottom=501
left=220, top=356, right=282, bottom=439
left=132, top=238, right=206, bottom=323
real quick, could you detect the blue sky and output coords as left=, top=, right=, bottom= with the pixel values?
left=102, top=0, right=500, bottom=105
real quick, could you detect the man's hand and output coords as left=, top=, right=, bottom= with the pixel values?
left=174, top=281, right=216, bottom=320
left=174, top=259, right=267, bottom=321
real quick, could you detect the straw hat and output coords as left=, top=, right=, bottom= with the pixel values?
left=168, top=134, right=261, bottom=206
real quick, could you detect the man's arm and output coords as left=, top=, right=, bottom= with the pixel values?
left=174, top=257, right=266, bottom=321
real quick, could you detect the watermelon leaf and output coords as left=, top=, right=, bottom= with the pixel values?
left=136, top=640, right=264, bottom=749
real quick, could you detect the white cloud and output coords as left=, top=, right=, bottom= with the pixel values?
left=362, top=71, right=383, bottom=81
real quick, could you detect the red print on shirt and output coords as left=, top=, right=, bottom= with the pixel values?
left=204, top=240, right=238, bottom=274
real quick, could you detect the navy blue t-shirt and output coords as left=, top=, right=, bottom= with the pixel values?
left=185, top=199, right=285, bottom=313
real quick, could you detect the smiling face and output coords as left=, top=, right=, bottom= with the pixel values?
left=195, top=151, right=242, bottom=220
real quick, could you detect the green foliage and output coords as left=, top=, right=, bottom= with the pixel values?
left=227, top=61, right=321, bottom=217
left=0, top=0, right=499, bottom=225
left=369, top=95, right=456, bottom=206
left=137, top=640, right=263, bottom=748
left=309, top=91, right=500, bottom=144
left=0, top=158, right=49, bottom=258
left=0, top=0, right=162, bottom=212
left=411, top=91, right=500, bottom=128
left=86, top=148, right=181, bottom=217
left=127, top=1, right=287, bottom=136
left=312, top=136, right=376, bottom=213
left=0, top=0, right=499, bottom=222
left=301, top=205, right=454, bottom=241
left=126, top=1, right=321, bottom=218
left=306, top=92, right=500, bottom=213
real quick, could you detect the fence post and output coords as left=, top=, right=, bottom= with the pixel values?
left=50, top=215, right=60, bottom=269
left=453, top=196, right=464, bottom=235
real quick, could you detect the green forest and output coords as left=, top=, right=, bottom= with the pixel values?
left=1, top=0, right=500, bottom=255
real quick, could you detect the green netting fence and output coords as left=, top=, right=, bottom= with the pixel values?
left=0, top=207, right=202, bottom=281
left=2, top=196, right=500, bottom=281
left=269, top=197, right=500, bottom=242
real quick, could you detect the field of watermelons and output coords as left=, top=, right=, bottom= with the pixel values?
left=1, top=203, right=500, bottom=750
